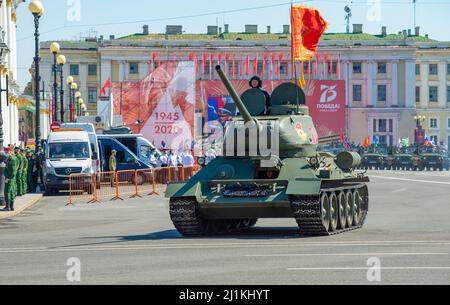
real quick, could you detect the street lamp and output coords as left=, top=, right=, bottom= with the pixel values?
left=70, top=82, right=77, bottom=122
left=50, top=42, right=60, bottom=122
left=75, top=92, right=81, bottom=116
left=66, top=76, right=73, bottom=122
left=80, top=102, right=87, bottom=117
left=57, top=54, right=66, bottom=123
left=29, top=0, right=45, bottom=153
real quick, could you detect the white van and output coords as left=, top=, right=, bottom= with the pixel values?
left=44, top=129, right=94, bottom=195
left=60, top=123, right=100, bottom=173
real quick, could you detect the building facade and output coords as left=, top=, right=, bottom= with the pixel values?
left=37, top=24, right=450, bottom=147
left=0, top=0, right=22, bottom=147
left=415, top=46, right=450, bottom=146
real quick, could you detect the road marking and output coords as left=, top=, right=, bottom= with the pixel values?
left=369, top=175, right=450, bottom=185
left=246, top=253, right=448, bottom=258
left=288, top=267, right=450, bottom=271
left=1, top=241, right=450, bottom=254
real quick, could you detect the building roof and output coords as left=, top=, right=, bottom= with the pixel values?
left=117, top=32, right=435, bottom=42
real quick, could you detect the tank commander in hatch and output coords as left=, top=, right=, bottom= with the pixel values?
left=249, top=76, right=271, bottom=114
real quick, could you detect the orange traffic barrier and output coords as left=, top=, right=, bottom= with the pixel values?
left=94, top=171, right=121, bottom=202
left=67, top=173, right=95, bottom=206
left=67, top=165, right=203, bottom=204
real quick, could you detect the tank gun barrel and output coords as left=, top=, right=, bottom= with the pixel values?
left=215, top=65, right=253, bottom=123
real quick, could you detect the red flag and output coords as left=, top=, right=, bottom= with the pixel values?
left=329, top=54, right=334, bottom=75
left=231, top=54, right=236, bottom=78
left=271, top=53, right=276, bottom=77
left=314, top=53, right=320, bottom=76
left=101, top=77, right=111, bottom=96
left=307, top=60, right=311, bottom=76
left=262, top=53, right=269, bottom=78
left=157, top=54, right=161, bottom=67
left=253, top=54, right=258, bottom=75
left=246, top=55, right=250, bottom=76
left=202, top=53, right=207, bottom=75
left=218, top=53, right=223, bottom=64
left=239, top=54, right=243, bottom=77
left=337, top=52, right=341, bottom=79
left=195, top=55, right=199, bottom=76
left=291, top=6, right=328, bottom=61
left=323, top=53, right=328, bottom=76
left=189, top=53, right=195, bottom=61
left=225, top=53, right=230, bottom=75
left=363, top=136, right=370, bottom=148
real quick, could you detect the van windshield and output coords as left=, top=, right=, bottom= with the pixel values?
left=49, top=142, right=90, bottom=159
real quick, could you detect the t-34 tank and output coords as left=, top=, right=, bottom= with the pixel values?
left=166, top=65, right=369, bottom=237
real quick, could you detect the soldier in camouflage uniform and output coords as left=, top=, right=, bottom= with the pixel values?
left=14, top=147, right=24, bottom=197
left=3, top=147, right=18, bottom=211
left=21, top=149, right=28, bottom=195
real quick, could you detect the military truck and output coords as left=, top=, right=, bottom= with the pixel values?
left=166, top=66, right=370, bottom=237
left=360, top=147, right=388, bottom=170
left=418, top=147, right=447, bottom=171
left=393, top=147, right=416, bottom=170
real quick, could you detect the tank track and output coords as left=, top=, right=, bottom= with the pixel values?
left=169, top=198, right=258, bottom=237
left=290, top=184, right=369, bottom=236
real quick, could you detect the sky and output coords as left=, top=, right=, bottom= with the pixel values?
left=15, top=0, right=450, bottom=90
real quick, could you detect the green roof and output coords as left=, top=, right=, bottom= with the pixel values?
left=117, top=32, right=434, bottom=42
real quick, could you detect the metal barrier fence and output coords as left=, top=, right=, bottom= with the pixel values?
left=68, top=166, right=200, bottom=205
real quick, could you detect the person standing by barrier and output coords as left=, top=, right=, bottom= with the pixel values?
left=14, top=147, right=24, bottom=197
left=168, top=150, right=179, bottom=182
left=3, top=147, right=18, bottom=212
left=157, top=149, right=169, bottom=184
left=181, top=150, right=195, bottom=180
left=109, top=150, right=117, bottom=187
left=27, top=151, right=36, bottom=193
left=21, top=149, right=28, bottom=195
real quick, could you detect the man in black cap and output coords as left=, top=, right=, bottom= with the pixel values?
left=249, top=76, right=271, bottom=113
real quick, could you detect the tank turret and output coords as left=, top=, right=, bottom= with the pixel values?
left=215, top=65, right=318, bottom=158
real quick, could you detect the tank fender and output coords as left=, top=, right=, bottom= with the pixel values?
left=165, top=181, right=202, bottom=201
left=286, top=178, right=322, bottom=196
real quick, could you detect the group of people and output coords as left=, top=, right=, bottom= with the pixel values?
left=154, top=149, right=196, bottom=184
left=1, top=145, right=41, bottom=212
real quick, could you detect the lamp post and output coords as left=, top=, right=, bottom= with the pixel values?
left=50, top=42, right=60, bottom=122
left=57, top=54, right=66, bottom=123
left=66, top=76, right=73, bottom=122
left=29, top=0, right=45, bottom=153
left=75, top=91, right=81, bottom=117
left=70, top=82, right=77, bottom=122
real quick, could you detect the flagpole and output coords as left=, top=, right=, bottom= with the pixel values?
left=290, top=1, right=300, bottom=114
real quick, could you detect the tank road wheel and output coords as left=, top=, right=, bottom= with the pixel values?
left=169, top=198, right=208, bottom=237
left=337, top=192, right=347, bottom=230
left=328, top=193, right=339, bottom=232
left=320, top=193, right=331, bottom=232
left=352, top=191, right=362, bottom=226
left=345, top=191, right=354, bottom=228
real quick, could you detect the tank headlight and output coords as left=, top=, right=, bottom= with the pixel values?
left=309, top=157, right=319, bottom=166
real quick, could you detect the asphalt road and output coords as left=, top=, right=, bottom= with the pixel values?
left=0, top=170, right=449, bottom=285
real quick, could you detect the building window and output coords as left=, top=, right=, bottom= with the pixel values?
left=352, top=62, right=362, bottom=74
left=70, top=64, right=79, bottom=76
left=415, top=64, right=420, bottom=75
left=88, top=88, right=97, bottom=103
left=377, top=85, right=387, bottom=102
left=416, top=87, right=420, bottom=103
left=430, top=118, right=438, bottom=129
left=447, top=64, right=450, bottom=75
left=353, top=85, right=362, bottom=102
left=377, top=62, right=387, bottom=74
left=378, top=119, right=387, bottom=132
left=448, top=118, right=450, bottom=129
left=129, top=62, right=139, bottom=74
left=429, top=86, right=438, bottom=102
left=447, top=86, right=450, bottom=103
left=88, top=64, right=97, bottom=76
left=429, top=64, right=438, bottom=75
left=430, top=135, right=438, bottom=145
